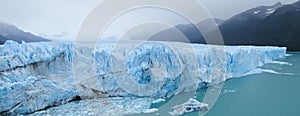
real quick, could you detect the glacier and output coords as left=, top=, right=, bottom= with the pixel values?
left=0, top=41, right=76, bottom=115
left=0, top=40, right=286, bottom=115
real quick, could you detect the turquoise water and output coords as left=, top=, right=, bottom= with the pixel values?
left=133, top=52, right=300, bottom=116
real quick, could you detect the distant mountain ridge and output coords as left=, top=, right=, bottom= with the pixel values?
left=225, top=2, right=282, bottom=23
left=0, top=34, right=7, bottom=44
left=150, top=1, right=300, bottom=51
left=0, top=21, right=49, bottom=44
left=221, top=1, right=300, bottom=51
left=149, top=18, right=223, bottom=43
left=213, top=18, right=225, bottom=25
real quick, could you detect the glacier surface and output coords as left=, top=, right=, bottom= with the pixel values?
left=0, top=40, right=286, bottom=115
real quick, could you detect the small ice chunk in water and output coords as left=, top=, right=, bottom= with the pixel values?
left=169, top=98, right=208, bottom=115
left=223, top=89, right=236, bottom=94
left=143, top=108, right=158, bottom=113
left=152, top=98, right=166, bottom=104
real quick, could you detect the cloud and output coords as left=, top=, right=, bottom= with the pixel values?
left=0, top=0, right=99, bottom=40
left=0, top=0, right=298, bottom=40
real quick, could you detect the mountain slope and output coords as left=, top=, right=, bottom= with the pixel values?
left=154, top=1, right=300, bottom=51
left=0, top=21, right=49, bottom=44
left=220, top=2, right=283, bottom=44
left=0, top=34, right=7, bottom=44
left=149, top=18, right=223, bottom=43
left=220, top=1, right=300, bottom=51
left=214, top=18, right=225, bottom=25
left=224, top=2, right=282, bottom=23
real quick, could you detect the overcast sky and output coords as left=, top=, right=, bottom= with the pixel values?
left=0, top=0, right=298, bottom=40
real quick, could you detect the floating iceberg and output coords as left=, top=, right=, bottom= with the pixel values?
left=152, top=98, right=166, bottom=104
left=169, top=98, right=209, bottom=115
left=0, top=40, right=286, bottom=115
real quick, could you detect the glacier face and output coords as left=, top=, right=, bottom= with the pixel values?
left=0, top=40, right=286, bottom=114
left=0, top=41, right=77, bottom=114
left=90, top=41, right=286, bottom=98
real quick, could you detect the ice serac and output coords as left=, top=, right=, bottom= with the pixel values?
left=0, top=40, right=287, bottom=115
left=0, top=40, right=76, bottom=115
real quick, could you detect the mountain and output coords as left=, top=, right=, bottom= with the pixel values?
left=220, top=1, right=300, bottom=51
left=224, top=2, right=282, bottom=22
left=0, top=34, right=7, bottom=44
left=150, top=1, right=300, bottom=51
left=149, top=18, right=223, bottom=43
left=213, top=18, right=225, bottom=25
left=0, top=21, right=49, bottom=44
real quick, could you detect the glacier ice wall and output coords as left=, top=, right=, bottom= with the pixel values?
left=0, top=40, right=286, bottom=114
left=87, top=41, right=286, bottom=99
left=0, top=41, right=77, bottom=115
